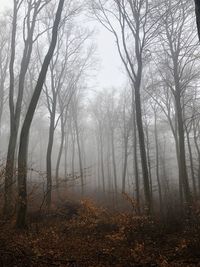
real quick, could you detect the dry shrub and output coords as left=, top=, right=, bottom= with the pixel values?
left=67, top=199, right=118, bottom=235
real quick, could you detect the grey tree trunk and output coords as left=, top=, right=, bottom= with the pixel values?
left=132, top=102, right=140, bottom=213
left=99, top=126, right=105, bottom=193
left=175, top=94, right=191, bottom=206
left=186, top=127, right=197, bottom=198
left=122, top=135, right=128, bottom=193
left=195, top=0, right=200, bottom=41
left=111, top=129, right=117, bottom=196
left=46, top=106, right=56, bottom=209
left=74, top=116, right=84, bottom=195
left=134, top=80, right=152, bottom=213
left=55, top=115, right=65, bottom=188
left=4, top=0, right=18, bottom=216
left=154, top=110, right=163, bottom=213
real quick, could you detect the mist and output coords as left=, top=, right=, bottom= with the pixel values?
left=0, top=0, right=200, bottom=266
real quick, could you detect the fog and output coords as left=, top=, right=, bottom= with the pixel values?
left=0, top=0, right=198, bottom=212
left=0, top=0, right=200, bottom=265
left=0, top=0, right=200, bottom=267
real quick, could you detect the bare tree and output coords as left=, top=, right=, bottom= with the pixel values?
left=91, top=0, right=157, bottom=211
left=16, top=0, right=65, bottom=229
left=4, top=0, right=49, bottom=216
left=155, top=0, right=199, bottom=206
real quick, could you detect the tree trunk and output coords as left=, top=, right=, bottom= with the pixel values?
left=186, top=127, right=197, bottom=198
left=195, top=0, right=200, bottom=41
left=111, top=128, right=117, bottom=196
left=74, top=116, right=84, bottom=195
left=64, top=130, right=69, bottom=180
left=134, top=83, right=152, bottom=213
left=132, top=102, right=140, bottom=213
left=4, top=0, right=18, bottom=217
left=175, top=94, right=192, bottom=206
left=46, top=108, right=56, bottom=209
left=145, top=122, right=153, bottom=200
left=55, top=115, right=65, bottom=188
left=122, top=136, right=128, bottom=193
left=99, top=127, right=105, bottom=193
left=154, top=110, right=163, bottom=213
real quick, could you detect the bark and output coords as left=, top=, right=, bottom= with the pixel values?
left=193, top=122, right=200, bottom=194
left=132, top=102, right=140, bottom=213
left=134, top=73, right=152, bottom=212
left=74, top=115, right=84, bottom=195
left=71, top=126, right=75, bottom=179
left=175, top=94, right=192, bottom=206
left=64, top=130, right=69, bottom=180
left=111, top=128, right=117, bottom=196
left=16, top=0, right=64, bottom=229
left=195, top=0, right=200, bottom=41
left=55, top=114, right=65, bottom=188
left=46, top=104, right=56, bottom=209
left=122, top=135, right=128, bottom=193
left=186, top=127, right=197, bottom=198
left=154, top=110, right=163, bottom=212
left=145, top=121, right=153, bottom=200
left=4, top=0, right=18, bottom=216
left=99, top=125, right=105, bottom=193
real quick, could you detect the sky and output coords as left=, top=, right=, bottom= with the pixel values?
left=0, top=0, right=126, bottom=92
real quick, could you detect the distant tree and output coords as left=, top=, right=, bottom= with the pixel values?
left=91, top=0, right=158, bottom=212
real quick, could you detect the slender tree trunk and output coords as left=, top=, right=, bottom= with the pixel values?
left=186, top=127, right=197, bottom=198
left=46, top=108, right=56, bottom=209
left=55, top=116, right=65, bottom=188
left=122, top=136, right=128, bottom=193
left=74, top=117, right=84, bottom=195
left=195, top=0, right=200, bottom=41
left=4, top=0, right=18, bottom=216
left=97, top=135, right=101, bottom=192
left=134, top=82, right=151, bottom=212
left=111, top=128, right=117, bottom=196
left=132, top=103, right=140, bottom=213
left=71, top=127, right=75, bottom=180
left=175, top=94, right=192, bottom=206
left=193, top=124, right=200, bottom=194
left=99, top=127, right=105, bottom=193
left=154, top=110, right=163, bottom=213
left=145, top=122, right=153, bottom=200
left=64, top=130, right=69, bottom=180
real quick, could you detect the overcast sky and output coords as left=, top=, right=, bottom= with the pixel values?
left=0, top=0, right=126, bottom=92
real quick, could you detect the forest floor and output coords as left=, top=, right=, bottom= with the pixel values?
left=0, top=198, right=200, bottom=267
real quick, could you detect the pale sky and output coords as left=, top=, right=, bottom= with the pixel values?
left=0, top=0, right=126, bottom=91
